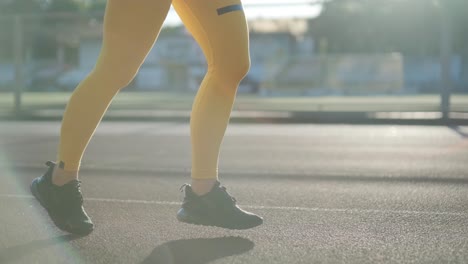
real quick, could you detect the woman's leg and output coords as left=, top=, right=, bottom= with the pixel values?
left=31, top=0, right=173, bottom=236
left=53, top=0, right=172, bottom=185
left=172, top=0, right=250, bottom=194
left=173, top=0, right=262, bottom=229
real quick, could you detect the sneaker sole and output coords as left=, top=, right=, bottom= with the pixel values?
left=30, top=180, right=93, bottom=236
left=176, top=208, right=263, bottom=230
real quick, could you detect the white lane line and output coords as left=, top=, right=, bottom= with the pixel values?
left=1, top=194, right=467, bottom=217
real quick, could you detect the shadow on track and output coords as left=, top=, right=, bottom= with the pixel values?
left=141, top=236, right=254, bottom=264
left=0, top=234, right=82, bottom=263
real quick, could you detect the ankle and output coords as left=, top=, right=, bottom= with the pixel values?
left=52, top=167, right=78, bottom=186
left=191, top=179, right=217, bottom=196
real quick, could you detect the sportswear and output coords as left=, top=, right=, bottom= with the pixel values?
left=177, top=181, right=263, bottom=229
left=30, top=161, right=94, bottom=235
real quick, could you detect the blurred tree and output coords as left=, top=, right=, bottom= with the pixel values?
left=443, top=0, right=468, bottom=60
left=311, top=0, right=468, bottom=92
left=0, top=0, right=43, bottom=14
left=46, top=0, right=81, bottom=12
left=0, top=0, right=45, bottom=61
left=86, top=0, right=106, bottom=12
left=34, top=0, right=82, bottom=60
left=310, top=0, right=468, bottom=57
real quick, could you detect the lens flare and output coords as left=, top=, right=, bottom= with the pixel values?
left=0, top=133, right=85, bottom=263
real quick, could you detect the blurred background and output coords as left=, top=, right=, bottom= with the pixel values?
left=1, top=0, right=467, bottom=123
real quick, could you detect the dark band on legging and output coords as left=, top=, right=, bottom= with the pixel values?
left=217, top=4, right=243, bottom=15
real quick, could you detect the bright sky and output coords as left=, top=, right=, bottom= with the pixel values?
left=164, top=0, right=323, bottom=26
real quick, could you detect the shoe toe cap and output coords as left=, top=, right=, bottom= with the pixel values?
left=242, top=213, right=263, bottom=229
left=72, top=221, right=94, bottom=236
left=62, top=218, right=94, bottom=236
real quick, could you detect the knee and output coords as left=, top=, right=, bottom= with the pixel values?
left=110, top=67, right=139, bottom=89
left=213, top=54, right=251, bottom=83
left=236, top=56, right=251, bottom=80
left=91, top=62, right=140, bottom=90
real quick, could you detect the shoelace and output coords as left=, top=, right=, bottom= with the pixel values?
left=45, top=161, right=83, bottom=205
left=179, top=184, right=237, bottom=204
left=220, top=186, right=237, bottom=204
left=63, top=181, right=84, bottom=206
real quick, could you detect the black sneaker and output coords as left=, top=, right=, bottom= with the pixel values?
left=30, top=161, right=94, bottom=235
left=177, top=181, right=263, bottom=230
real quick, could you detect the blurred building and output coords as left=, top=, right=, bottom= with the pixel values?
left=2, top=12, right=467, bottom=95
left=56, top=18, right=306, bottom=93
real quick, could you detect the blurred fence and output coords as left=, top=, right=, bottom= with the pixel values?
left=0, top=12, right=467, bottom=117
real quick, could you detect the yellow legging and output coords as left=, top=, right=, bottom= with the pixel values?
left=56, top=0, right=250, bottom=180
